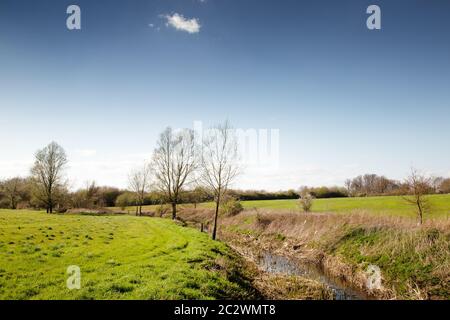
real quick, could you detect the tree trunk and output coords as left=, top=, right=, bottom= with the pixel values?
left=48, top=193, right=52, bottom=214
left=139, top=205, right=142, bottom=216
left=171, top=202, right=177, bottom=220
left=212, top=195, right=220, bottom=240
left=417, top=198, right=423, bottom=225
left=418, top=203, right=423, bottom=225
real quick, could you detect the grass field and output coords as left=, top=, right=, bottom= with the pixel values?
left=238, top=194, right=450, bottom=218
left=124, top=194, right=450, bottom=219
left=0, top=210, right=254, bottom=300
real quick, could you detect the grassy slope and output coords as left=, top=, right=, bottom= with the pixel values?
left=120, top=194, right=450, bottom=219
left=0, top=210, right=255, bottom=300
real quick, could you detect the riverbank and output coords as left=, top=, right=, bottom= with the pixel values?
left=178, top=208, right=450, bottom=300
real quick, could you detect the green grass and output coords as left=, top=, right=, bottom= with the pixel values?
left=329, top=227, right=449, bottom=299
left=238, top=194, right=450, bottom=219
left=0, top=210, right=254, bottom=300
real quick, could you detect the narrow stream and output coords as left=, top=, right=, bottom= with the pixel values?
left=257, top=252, right=372, bottom=300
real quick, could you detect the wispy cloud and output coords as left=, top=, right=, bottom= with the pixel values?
left=162, top=13, right=201, bottom=34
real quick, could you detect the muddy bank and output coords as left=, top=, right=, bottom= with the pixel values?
left=224, top=233, right=376, bottom=300
left=228, top=242, right=335, bottom=300
left=257, top=251, right=372, bottom=300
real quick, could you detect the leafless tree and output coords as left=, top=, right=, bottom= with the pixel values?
left=72, top=181, right=102, bottom=209
left=440, top=178, right=450, bottom=194
left=31, top=142, right=68, bottom=213
left=152, top=127, right=197, bottom=220
left=199, top=121, right=240, bottom=240
left=344, top=179, right=352, bottom=197
left=128, top=163, right=152, bottom=216
left=376, top=176, right=391, bottom=194
left=431, top=176, right=445, bottom=193
left=1, top=177, right=26, bottom=209
left=347, top=174, right=399, bottom=196
left=403, top=168, right=433, bottom=225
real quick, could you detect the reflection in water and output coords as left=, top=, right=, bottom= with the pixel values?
left=257, top=252, right=371, bottom=300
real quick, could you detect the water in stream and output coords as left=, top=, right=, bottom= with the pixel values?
left=257, top=252, right=372, bottom=300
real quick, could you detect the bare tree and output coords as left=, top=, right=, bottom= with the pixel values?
left=128, top=163, right=152, bottom=216
left=73, top=181, right=101, bottom=209
left=431, top=176, right=445, bottom=193
left=344, top=179, right=352, bottom=197
left=152, top=127, right=197, bottom=220
left=376, top=176, right=391, bottom=194
left=199, top=121, right=239, bottom=240
left=31, top=142, right=68, bottom=213
left=1, top=177, right=26, bottom=209
left=403, top=168, right=432, bottom=225
left=440, top=178, right=450, bottom=194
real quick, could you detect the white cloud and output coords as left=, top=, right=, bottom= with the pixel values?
left=75, top=149, right=97, bottom=157
left=162, top=13, right=201, bottom=34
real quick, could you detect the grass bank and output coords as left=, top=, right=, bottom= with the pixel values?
left=0, top=210, right=257, bottom=300
left=178, top=208, right=450, bottom=300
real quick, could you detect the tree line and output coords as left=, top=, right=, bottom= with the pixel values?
left=1, top=126, right=449, bottom=230
left=2, top=166, right=450, bottom=213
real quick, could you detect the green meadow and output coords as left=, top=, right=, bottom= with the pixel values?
left=201, top=194, right=450, bottom=219
left=240, top=194, right=450, bottom=218
left=117, top=194, right=450, bottom=219
left=0, top=210, right=253, bottom=300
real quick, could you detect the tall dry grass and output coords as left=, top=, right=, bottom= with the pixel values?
left=178, top=208, right=450, bottom=299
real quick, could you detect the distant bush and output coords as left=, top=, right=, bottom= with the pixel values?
left=255, top=211, right=272, bottom=227
left=115, top=192, right=135, bottom=210
left=155, top=204, right=170, bottom=217
left=298, top=190, right=314, bottom=212
left=306, top=186, right=348, bottom=199
left=228, top=189, right=299, bottom=201
left=220, top=197, right=244, bottom=216
left=66, top=208, right=114, bottom=215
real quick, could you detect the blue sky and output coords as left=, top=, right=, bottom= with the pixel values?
left=1, top=0, right=449, bottom=190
